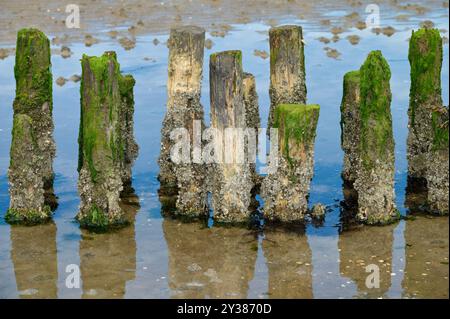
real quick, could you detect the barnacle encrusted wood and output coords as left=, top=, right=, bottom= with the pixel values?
left=158, top=26, right=208, bottom=218
left=268, top=25, right=306, bottom=129
left=6, top=28, right=56, bottom=224
left=261, top=103, right=320, bottom=222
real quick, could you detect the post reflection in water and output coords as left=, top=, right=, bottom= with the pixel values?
left=163, top=218, right=258, bottom=298
left=79, top=203, right=138, bottom=298
left=10, top=222, right=58, bottom=298
left=262, top=226, right=313, bottom=299
left=338, top=223, right=396, bottom=298
left=402, top=215, right=449, bottom=298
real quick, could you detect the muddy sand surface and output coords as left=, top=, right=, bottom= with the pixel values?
left=0, top=0, right=448, bottom=48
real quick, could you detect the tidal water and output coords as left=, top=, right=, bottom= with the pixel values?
left=0, top=11, right=449, bottom=298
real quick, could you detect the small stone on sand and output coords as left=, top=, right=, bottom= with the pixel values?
left=119, top=37, right=136, bottom=50
left=69, top=74, right=81, bottom=82
left=346, top=35, right=360, bottom=45
left=60, top=46, right=72, bottom=58
left=56, top=77, right=67, bottom=86
left=324, top=47, right=341, bottom=59
left=84, top=34, right=99, bottom=47
left=355, top=21, right=366, bottom=30
left=254, top=49, right=269, bottom=59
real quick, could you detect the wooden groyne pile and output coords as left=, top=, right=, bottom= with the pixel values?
left=77, top=51, right=138, bottom=229
left=6, top=28, right=56, bottom=224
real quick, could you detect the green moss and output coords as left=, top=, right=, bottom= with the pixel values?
left=359, top=50, right=394, bottom=168
left=273, top=104, right=320, bottom=164
left=78, top=52, right=123, bottom=182
left=408, top=28, right=442, bottom=127
left=76, top=205, right=128, bottom=232
left=13, top=28, right=52, bottom=115
left=431, top=108, right=449, bottom=151
left=5, top=206, right=52, bottom=225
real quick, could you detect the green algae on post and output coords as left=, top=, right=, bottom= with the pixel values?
left=268, top=25, right=306, bottom=130
left=7, top=28, right=56, bottom=224
left=158, top=26, right=208, bottom=218
left=77, top=51, right=126, bottom=230
left=353, top=50, right=398, bottom=225
left=118, top=73, right=139, bottom=200
left=261, top=103, right=320, bottom=222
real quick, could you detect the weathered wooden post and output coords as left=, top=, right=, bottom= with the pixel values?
left=158, top=26, right=208, bottom=218
left=340, top=71, right=361, bottom=208
left=353, top=51, right=398, bottom=225
left=243, top=72, right=261, bottom=187
left=340, top=71, right=361, bottom=186
left=209, top=50, right=254, bottom=223
left=261, top=103, right=320, bottom=222
left=118, top=74, right=139, bottom=203
left=6, top=28, right=56, bottom=224
left=268, top=25, right=306, bottom=129
left=407, top=28, right=443, bottom=186
left=10, top=223, right=58, bottom=298
left=77, top=51, right=125, bottom=229
left=407, top=28, right=448, bottom=215
left=426, top=106, right=449, bottom=215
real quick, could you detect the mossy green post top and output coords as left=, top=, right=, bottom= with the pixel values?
left=274, top=104, right=320, bottom=163
left=359, top=50, right=394, bottom=168
left=14, top=28, right=52, bottom=114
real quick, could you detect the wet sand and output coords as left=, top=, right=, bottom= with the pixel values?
left=0, top=0, right=447, bottom=47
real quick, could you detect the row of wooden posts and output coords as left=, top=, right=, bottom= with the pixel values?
left=5, top=25, right=449, bottom=230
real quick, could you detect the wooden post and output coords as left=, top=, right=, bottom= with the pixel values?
left=118, top=74, right=139, bottom=203
left=158, top=26, right=208, bottom=218
left=6, top=28, right=56, bottom=224
left=407, top=28, right=443, bottom=185
left=340, top=70, right=361, bottom=186
left=209, top=50, right=254, bottom=223
left=243, top=72, right=261, bottom=188
left=426, top=106, right=449, bottom=215
left=407, top=28, right=448, bottom=215
left=261, top=103, right=320, bottom=222
left=268, top=25, right=306, bottom=129
left=77, top=51, right=125, bottom=229
left=353, top=51, right=398, bottom=225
